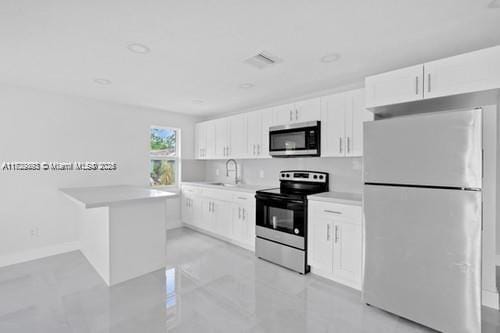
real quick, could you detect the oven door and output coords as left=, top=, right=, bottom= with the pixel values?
left=255, top=194, right=305, bottom=249
left=269, top=121, right=320, bottom=157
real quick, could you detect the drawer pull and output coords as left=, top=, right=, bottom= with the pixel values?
left=237, top=197, right=248, bottom=200
left=324, top=210, right=342, bottom=215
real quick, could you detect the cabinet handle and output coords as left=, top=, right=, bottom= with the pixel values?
left=242, top=208, right=246, bottom=220
left=326, top=224, right=331, bottom=241
left=324, top=210, right=342, bottom=215
left=339, top=137, right=343, bottom=154
left=416, top=76, right=419, bottom=95
left=334, top=225, right=339, bottom=243
left=427, top=73, right=431, bottom=93
left=289, top=110, right=293, bottom=121
left=347, top=137, right=350, bottom=154
left=257, top=144, right=260, bottom=155
left=295, top=109, right=298, bottom=121
left=237, top=196, right=247, bottom=200
left=253, top=144, right=256, bottom=155
left=238, top=207, right=241, bottom=219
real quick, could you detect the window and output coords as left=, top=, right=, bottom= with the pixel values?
left=149, top=126, right=180, bottom=187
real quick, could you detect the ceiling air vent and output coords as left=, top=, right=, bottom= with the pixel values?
left=244, top=51, right=283, bottom=69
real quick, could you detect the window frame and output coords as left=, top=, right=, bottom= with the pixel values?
left=149, top=125, right=181, bottom=189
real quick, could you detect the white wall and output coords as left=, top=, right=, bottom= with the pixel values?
left=0, top=84, right=204, bottom=265
left=204, top=157, right=363, bottom=193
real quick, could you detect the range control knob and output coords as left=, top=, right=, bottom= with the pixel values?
left=319, top=175, right=324, bottom=179
left=286, top=174, right=290, bottom=178
left=313, top=175, right=318, bottom=179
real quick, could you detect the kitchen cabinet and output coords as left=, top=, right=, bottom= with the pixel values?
left=232, top=193, right=256, bottom=249
left=228, top=114, right=248, bottom=158
left=214, top=118, right=229, bottom=159
left=321, top=92, right=347, bottom=157
left=181, top=184, right=256, bottom=251
left=424, top=45, right=500, bottom=100
left=195, top=121, right=216, bottom=159
left=365, top=45, right=500, bottom=108
left=321, top=89, right=373, bottom=157
left=308, top=200, right=363, bottom=290
left=247, top=108, right=274, bottom=158
left=273, top=98, right=321, bottom=125
left=365, top=64, right=424, bottom=108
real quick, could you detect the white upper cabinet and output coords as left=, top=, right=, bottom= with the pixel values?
left=228, top=114, right=248, bottom=158
left=321, top=92, right=347, bottom=157
left=273, top=98, right=321, bottom=125
left=294, top=98, right=321, bottom=122
left=321, top=89, right=373, bottom=157
left=195, top=90, right=369, bottom=159
left=365, top=45, right=500, bottom=108
left=346, top=89, right=373, bottom=157
left=424, top=45, right=500, bottom=99
left=214, top=118, right=229, bottom=159
left=247, top=108, right=274, bottom=158
left=365, top=64, right=424, bottom=108
left=260, top=108, right=274, bottom=158
left=247, top=111, right=262, bottom=158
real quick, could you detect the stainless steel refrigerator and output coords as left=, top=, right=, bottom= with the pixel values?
left=362, top=109, right=482, bottom=333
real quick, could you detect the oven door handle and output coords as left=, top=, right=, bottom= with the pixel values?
left=255, top=195, right=305, bottom=209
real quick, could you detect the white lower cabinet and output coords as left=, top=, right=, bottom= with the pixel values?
left=308, top=200, right=363, bottom=290
left=181, top=185, right=255, bottom=251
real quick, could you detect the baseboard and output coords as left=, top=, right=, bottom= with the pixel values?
left=167, top=219, right=183, bottom=230
left=482, top=289, right=499, bottom=309
left=0, top=241, right=80, bottom=268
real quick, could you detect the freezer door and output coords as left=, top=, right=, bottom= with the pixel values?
left=363, top=185, right=481, bottom=333
left=364, top=109, right=482, bottom=189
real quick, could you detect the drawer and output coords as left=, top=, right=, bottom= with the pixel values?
left=308, top=200, right=362, bottom=223
left=202, top=188, right=233, bottom=202
left=231, top=192, right=255, bottom=205
left=182, top=185, right=199, bottom=195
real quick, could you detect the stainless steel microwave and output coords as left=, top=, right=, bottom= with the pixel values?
left=269, top=121, right=321, bottom=157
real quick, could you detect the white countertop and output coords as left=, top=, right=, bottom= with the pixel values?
left=60, top=185, right=176, bottom=208
left=182, top=181, right=272, bottom=193
left=308, top=191, right=362, bottom=206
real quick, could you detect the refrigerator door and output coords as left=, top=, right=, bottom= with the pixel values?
left=363, top=185, right=481, bottom=333
left=364, top=109, right=482, bottom=189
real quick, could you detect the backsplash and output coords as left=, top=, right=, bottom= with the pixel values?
left=204, top=157, right=363, bottom=193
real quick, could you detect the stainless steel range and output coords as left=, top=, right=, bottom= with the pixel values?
left=255, top=170, right=329, bottom=274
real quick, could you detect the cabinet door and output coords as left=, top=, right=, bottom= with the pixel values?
left=228, top=114, right=248, bottom=158
left=247, top=111, right=262, bottom=158
left=212, top=200, right=233, bottom=239
left=345, top=89, right=373, bottom=157
left=214, top=118, right=229, bottom=159
left=273, top=103, right=296, bottom=125
left=424, top=45, right=500, bottom=100
left=195, top=123, right=206, bottom=159
left=205, top=121, right=216, bottom=159
left=365, top=64, right=424, bottom=108
left=295, top=98, right=321, bottom=122
left=181, top=195, right=193, bottom=225
left=198, top=199, right=213, bottom=231
left=259, top=108, right=274, bottom=158
left=308, top=215, right=333, bottom=273
left=321, top=92, right=347, bottom=157
left=333, top=220, right=362, bottom=287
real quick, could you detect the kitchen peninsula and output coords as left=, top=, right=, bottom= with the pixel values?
left=61, top=185, right=175, bottom=286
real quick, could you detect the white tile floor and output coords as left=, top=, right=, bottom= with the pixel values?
left=1, top=227, right=499, bottom=332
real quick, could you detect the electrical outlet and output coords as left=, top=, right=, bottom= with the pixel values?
left=259, top=170, right=265, bottom=178
left=29, top=227, right=39, bottom=238
left=216, top=168, right=220, bottom=176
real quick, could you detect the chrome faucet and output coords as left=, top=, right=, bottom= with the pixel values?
left=225, top=159, right=239, bottom=184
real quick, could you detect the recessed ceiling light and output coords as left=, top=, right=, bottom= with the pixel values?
left=239, top=83, right=255, bottom=89
left=192, top=99, right=204, bottom=104
left=127, top=43, right=151, bottom=54
left=488, top=0, right=500, bottom=8
left=320, top=53, right=341, bottom=63
left=93, top=78, right=112, bottom=85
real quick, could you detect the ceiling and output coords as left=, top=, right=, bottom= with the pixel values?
left=1, top=0, right=500, bottom=116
